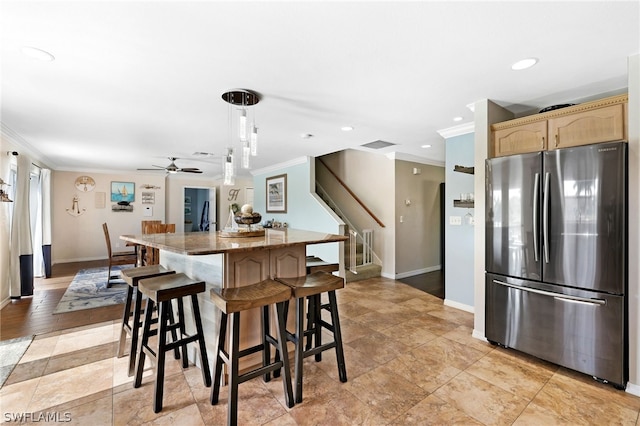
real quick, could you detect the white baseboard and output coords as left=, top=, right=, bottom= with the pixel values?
left=626, top=382, right=640, bottom=396
left=395, top=265, right=441, bottom=280
left=0, top=297, right=9, bottom=310
left=472, top=329, right=488, bottom=342
left=443, top=298, right=474, bottom=313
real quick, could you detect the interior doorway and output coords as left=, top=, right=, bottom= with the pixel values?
left=183, top=186, right=217, bottom=232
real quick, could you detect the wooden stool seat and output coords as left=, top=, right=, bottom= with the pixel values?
left=134, top=273, right=211, bottom=413
left=118, top=265, right=176, bottom=376
left=210, top=279, right=293, bottom=313
left=275, top=271, right=347, bottom=403
left=210, top=279, right=294, bottom=425
left=275, top=271, right=344, bottom=298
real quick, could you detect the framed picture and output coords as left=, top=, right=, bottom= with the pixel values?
left=111, top=181, right=135, bottom=202
left=266, top=174, right=287, bottom=213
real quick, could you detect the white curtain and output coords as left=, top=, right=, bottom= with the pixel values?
left=31, top=166, right=44, bottom=278
left=41, top=168, right=52, bottom=277
left=9, top=154, right=33, bottom=297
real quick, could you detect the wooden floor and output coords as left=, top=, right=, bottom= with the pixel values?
left=0, top=260, right=123, bottom=341
left=398, top=270, right=444, bottom=299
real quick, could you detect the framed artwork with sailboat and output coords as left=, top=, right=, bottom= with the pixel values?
left=111, top=181, right=135, bottom=203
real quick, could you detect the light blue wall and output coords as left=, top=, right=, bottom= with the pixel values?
left=253, top=158, right=342, bottom=263
left=445, top=133, right=475, bottom=307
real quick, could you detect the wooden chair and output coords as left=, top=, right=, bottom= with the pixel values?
left=102, top=223, right=137, bottom=287
left=142, top=223, right=176, bottom=266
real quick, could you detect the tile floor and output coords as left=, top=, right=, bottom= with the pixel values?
left=2, top=271, right=640, bottom=425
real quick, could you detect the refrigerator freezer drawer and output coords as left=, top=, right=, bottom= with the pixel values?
left=485, top=273, right=626, bottom=388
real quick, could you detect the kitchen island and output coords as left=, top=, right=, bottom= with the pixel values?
left=120, top=228, right=347, bottom=371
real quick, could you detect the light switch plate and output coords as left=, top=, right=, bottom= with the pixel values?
left=449, top=216, right=462, bottom=225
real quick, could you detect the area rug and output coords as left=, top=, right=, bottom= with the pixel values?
left=0, top=335, right=34, bottom=388
left=52, top=265, right=134, bottom=314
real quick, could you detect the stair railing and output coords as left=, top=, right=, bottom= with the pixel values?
left=317, top=158, right=385, bottom=228
left=317, top=182, right=376, bottom=273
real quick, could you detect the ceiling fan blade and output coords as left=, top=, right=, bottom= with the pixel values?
left=181, top=169, right=203, bottom=174
left=180, top=167, right=201, bottom=171
left=137, top=168, right=165, bottom=171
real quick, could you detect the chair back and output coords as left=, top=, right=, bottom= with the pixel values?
left=142, top=223, right=176, bottom=265
left=141, top=220, right=161, bottom=233
left=102, top=223, right=113, bottom=257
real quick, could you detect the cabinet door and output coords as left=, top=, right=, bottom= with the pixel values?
left=493, top=121, right=547, bottom=157
left=548, top=104, right=625, bottom=149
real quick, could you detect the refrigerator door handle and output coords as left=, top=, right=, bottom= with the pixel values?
left=543, top=172, right=550, bottom=263
left=533, top=173, right=540, bottom=262
left=492, top=279, right=606, bottom=306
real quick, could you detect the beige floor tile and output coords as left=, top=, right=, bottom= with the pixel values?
left=344, top=364, right=429, bottom=422
left=379, top=317, right=440, bottom=348
left=345, top=330, right=410, bottom=366
left=23, top=393, right=114, bottom=426
left=19, top=335, right=59, bottom=363
left=512, top=401, right=577, bottom=426
left=465, top=349, right=555, bottom=400
left=385, top=350, right=462, bottom=393
left=531, top=370, right=638, bottom=425
left=390, top=394, right=484, bottom=425
left=143, top=403, right=204, bottom=425
left=441, top=324, right=494, bottom=353
left=433, top=371, right=530, bottom=425
left=113, top=371, right=197, bottom=425
left=0, top=377, right=41, bottom=421
left=27, top=358, right=113, bottom=413
left=410, top=336, right=486, bottom=371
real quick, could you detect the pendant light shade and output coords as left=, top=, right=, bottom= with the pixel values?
left=221, top=89, right=260, bottom=184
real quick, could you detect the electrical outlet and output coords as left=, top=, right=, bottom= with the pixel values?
left=449, top=216, right=462, bottom=226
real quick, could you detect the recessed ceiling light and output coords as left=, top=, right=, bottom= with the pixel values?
left=511, top=57, right=538, bottom=70
left=453, top=116, right=463, bottom=122
left=421, top=144, right=432, bottom=149
left=341, top=126, right=354, bottom=132
left=21, top=46, right=55, bottom=61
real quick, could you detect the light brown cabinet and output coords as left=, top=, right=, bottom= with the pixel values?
left=548, top=103, right=625, bottom=150
left=490, top=94, right=627, bottom=158
left=493, top=121, right=547, bottom=157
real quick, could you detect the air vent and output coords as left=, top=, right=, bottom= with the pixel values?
left=361, top=140, right=396, bottom=149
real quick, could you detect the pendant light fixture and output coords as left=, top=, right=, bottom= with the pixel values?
left=221, top=89, right=260, bottom=183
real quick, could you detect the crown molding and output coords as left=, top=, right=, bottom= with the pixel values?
left=436, top=121, right=475, bottom=139
left=251, top=156, right=309, bottom=177
left=1, top=123, right=57, bottom=168
left=387, top=152, right=445, bottom=167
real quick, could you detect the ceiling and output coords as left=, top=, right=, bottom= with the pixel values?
left=1, top=1, right=639, bottom=178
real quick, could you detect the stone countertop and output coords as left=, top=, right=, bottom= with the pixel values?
left=120, top=228, right=347, bottom=256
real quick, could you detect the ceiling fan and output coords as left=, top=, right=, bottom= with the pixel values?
left=137, top=157, right=203, bottom=174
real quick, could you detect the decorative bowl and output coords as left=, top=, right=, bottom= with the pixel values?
left=234, top=212, right=262, bottom=226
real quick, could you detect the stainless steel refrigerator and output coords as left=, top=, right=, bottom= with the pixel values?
left=485, top=141, right=627, bottom=389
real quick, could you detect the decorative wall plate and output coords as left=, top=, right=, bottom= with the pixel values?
left=75, top=175, right=95, bottom=192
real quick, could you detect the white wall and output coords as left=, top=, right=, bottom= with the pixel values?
left=52, top=171, right=165, bottom=262
left=395, top=160, right=444, bottom=277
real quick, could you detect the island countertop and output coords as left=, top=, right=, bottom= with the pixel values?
left=120, top=228, right=347, bottom=256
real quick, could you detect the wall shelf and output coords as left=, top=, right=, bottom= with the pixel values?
left=453, top=200, right=474, bottom=208
left=112, top=204, right=133, bottom=212
left=454, top=165, right=474, bottom=174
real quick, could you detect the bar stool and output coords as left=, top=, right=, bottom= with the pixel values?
left=209, top=279, right=294, bottom=426
left=118, top=265, right=176, bottom=376
left=134, top=273, right=212, bottom=413
left=275, top=271, right=347, bottom=403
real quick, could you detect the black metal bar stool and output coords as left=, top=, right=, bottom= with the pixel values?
left=209, top=279, right=294, bottom=426
left=134, top=273, right=212, bottom=413
left=275, top=271, right=347, bottom=403
left=118, top=265, right=176, bottom=376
